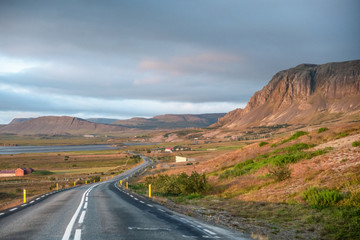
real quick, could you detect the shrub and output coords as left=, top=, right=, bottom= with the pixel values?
left=146, top=171, right=210, bottom=196
left=302, top=187, right=342, bottom=208
left=259, top=141, right=269, bottom=147
left=352, top=141, right=360, bottom=147
left=90, top=176, right=100, bottom=182
left=269, top=164, right=291, bottom=181
left=318, top=127, right=329, bottom=133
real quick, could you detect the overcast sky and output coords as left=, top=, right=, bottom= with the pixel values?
left=0, top=0, right=359, bottom=124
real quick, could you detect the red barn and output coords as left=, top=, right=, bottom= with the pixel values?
left=15, top=168, right=25, bottom=176
left=15, top=168, right=34, bottom=176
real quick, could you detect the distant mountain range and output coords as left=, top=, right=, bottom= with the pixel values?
left=0, top=113, right=225, bottom=135
left=0, top=116, right=128, bottom=135
left=112, top=113, right=225, bottom=129
left=213, top=60, right=360, bottom=129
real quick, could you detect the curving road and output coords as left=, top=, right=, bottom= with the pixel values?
left=0, top=154, right=250, bottom=240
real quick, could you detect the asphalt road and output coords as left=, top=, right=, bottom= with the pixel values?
left=0, top=154, right=251, bottom=240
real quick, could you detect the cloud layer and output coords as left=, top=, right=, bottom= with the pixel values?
left=0, top=0, right=359, bottom=123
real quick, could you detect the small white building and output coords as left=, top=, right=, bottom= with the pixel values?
left=175, top=156, right=188, bottom=162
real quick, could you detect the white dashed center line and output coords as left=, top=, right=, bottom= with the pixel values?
left=78, top=210, right=86, bottom=224
left=74, top=229, right=81, bottom=240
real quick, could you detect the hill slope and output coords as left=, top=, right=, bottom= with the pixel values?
left=0, top=116, right=128, bottom=135
left=113, top=113, right=225, bottom=129
left=215, top=60, right=360, bottom=129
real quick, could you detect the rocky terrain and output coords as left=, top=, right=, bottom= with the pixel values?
left=214, top=60, right=360, bottom=129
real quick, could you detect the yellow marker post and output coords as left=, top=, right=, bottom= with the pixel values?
left=85, top=180, right=87, bottom=185
left=93, top=180, right=95, bottom=183
left=126, top=182, right=128, bottom=189
left=56, top=183, right=58, bottom=190
left=23, top=189, right=26, bottom=203
left=149, top=184, right=151, bottom=198
left=74, top=181, right=76, bottom=186
left=100, top=179, right=102, bottom=182
left=120, top=180, right=122, bottom=186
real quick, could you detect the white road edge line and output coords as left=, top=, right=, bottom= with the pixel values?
left=140, top=201, right=145, bottom=204
left=61, top=184, right=98, bottom=240
left=9, top=208, right=17, bottom=211
left=0, top=213, right=4, bottom=215
left=74, top=229, right=81, bottom=240
left=83, top=202, right=88, bottom=209
left=147, top=204, right=154, bottom=208
left=30, top=201, right=35, bottom=203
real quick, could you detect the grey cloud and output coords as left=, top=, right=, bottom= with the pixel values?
left=0, top=0, right=359, bottom=123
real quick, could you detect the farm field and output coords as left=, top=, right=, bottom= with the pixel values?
left=0, top=148, right=143, bottom=211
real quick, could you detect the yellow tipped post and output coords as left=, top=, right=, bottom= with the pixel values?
left=149, top=184, right=151, bottom=198
left=126, top=182, right=128, bottom=189
left=85, top=180, right=87, bottom=184
left=56, top=183, right=58, bottom=190
left=74, top=181, right=76, bottom=186
left=120, top=180, right=122, bottom=186
left=23, top=189, right=26, bottom=203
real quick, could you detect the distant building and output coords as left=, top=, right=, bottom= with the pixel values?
left=0, top=168, right=34, bottom=177
left=175, top=156, right=188, bottom=162
left=0, top=169, right=15, bottom=177
left=175, top=156, right=195, bottom=163
left=164, top=147, right=174, bottom=153
left=83, top=134, right=95, bottom=138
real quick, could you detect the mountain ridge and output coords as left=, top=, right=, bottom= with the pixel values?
left=214, top=60, right=360, bottom=129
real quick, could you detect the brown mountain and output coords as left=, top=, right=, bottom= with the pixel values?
left=8, top=118, right=34, bottom=125
left=215, top=60, right=360, bottom=129
left=0, top=116, right=128, bottom=135
left=113, top=113, right=225, bottom=129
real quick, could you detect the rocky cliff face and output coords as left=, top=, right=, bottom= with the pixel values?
left=216, top=60, right=360, bottom=129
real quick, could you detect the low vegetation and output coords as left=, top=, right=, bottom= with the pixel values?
left=280, top=131, right=308, bottom=144
left=268, top=164, right=291, bottom=182
left=302, top=187, right=342, bottom=208
left=219, top=143, right=330, bottom=179
left=352, top=141, right=360, bottom=147
left=259, top=141, right=269, bottom=147
left=318, top=127, right=329, bottom=133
